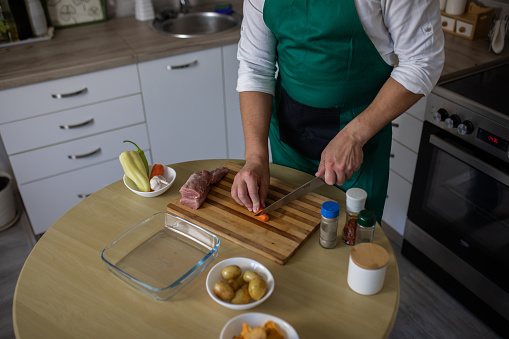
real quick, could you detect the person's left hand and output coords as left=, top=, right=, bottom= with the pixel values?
left=315, top=128, right=364, bottom=186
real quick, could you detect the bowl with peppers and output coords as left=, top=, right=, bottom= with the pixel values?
left=120, top=140, right=176, bottom=198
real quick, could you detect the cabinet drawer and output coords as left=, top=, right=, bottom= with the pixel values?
left=19, top=159, right=124, bottom=235
left=10, top=123, right=149, bottom=184
left=441, top=15, right=456, bottom=32
left=391, top=113, right=423, bottom=153
left=0, top=95, right=144, bottom=155
left=382, top=170, right=412, bottom=236
left=390, top=140, right=417, bottom=183
left=0, top=64, right=140, bottom=124
left=456, top=20, right=473, bottom=38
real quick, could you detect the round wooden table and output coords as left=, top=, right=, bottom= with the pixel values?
left=13, top=159, right=399, bottom=338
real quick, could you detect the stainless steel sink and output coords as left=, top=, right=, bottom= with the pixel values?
left=150, top=11, right=242, bottom=38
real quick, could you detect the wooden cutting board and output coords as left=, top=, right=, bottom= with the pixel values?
left=167, top=162, right=331, bottom=265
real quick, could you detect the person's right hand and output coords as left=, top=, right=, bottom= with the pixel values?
left=231, top=159, right=270, bottom=213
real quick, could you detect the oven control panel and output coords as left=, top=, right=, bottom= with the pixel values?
left=427, top=93, right=509, bottom=162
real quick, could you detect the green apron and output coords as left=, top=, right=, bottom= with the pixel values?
left=263, top=0, right=393, bottom=223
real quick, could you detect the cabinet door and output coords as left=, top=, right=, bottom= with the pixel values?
left=391, top=113, right=423, bottom=153
left=20, top=159, right=123, bottom=234
left=223, top=44, right=245, bottom=160
left=389, top=140, right=417, bottom=183
left=139, top=48, right=227, bottom=164
left=382, top=170, right=412, bottom=236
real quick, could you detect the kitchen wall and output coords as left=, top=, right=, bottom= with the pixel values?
left=107, top=0, right=224, bottom=18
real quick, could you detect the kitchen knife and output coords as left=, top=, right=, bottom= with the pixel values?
left=254, top=175, right=326, bottom=216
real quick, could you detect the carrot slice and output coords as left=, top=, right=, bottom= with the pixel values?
left=257, top=213, right=269, bottom=222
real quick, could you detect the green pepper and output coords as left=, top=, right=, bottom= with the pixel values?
left=119, top=151, right=150, bottom=192
left=123, top=140, right=149, bottom=176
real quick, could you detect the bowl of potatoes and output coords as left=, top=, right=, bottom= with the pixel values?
left=206, top=257, right=274, bottom=310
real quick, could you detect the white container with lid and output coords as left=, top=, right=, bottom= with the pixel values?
left=347, top=243, right=389, bottom=295
left=445, top=0, right=467, bottom=16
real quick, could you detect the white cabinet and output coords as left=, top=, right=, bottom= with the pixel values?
left=383, top=97, right=427, bottom=235
left=223, top=43, right=244, bottom=159
left=0, top=65, right=150, bottom=234
left=138, top=47, right=228, bottom=165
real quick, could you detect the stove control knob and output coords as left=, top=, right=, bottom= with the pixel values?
left=457, top=120, right=474, bottom=135
left=445, top=114, right=461, bottom=129
left=432, top=108, right=448, bottom=122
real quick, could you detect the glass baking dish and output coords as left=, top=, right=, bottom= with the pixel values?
left=101, top=212, right=220, bottom=301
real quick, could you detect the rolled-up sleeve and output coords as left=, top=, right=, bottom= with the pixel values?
left=384, top=0, right=445, bottom=96
left=236, top=0, right=278, bottom=95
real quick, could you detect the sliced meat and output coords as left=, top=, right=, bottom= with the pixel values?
left=179, top=167, right=228, bottom=209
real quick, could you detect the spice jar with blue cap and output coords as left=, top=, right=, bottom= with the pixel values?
left=319, top=201, right=340, bottom=249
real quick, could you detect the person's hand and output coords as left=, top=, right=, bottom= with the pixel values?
left=231, top=159, right=270, bottom=213
left=315, top=129, right=364, bottom=185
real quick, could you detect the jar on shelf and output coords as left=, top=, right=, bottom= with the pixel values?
left=355, top=209, right=376, bottom=244
left=342, top=188, right=367, bottom=246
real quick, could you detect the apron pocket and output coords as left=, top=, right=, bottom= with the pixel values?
left=278, top=87, right=341, bottom=161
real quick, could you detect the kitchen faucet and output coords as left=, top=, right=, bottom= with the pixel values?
left=180, top=0, right=191, bottom=13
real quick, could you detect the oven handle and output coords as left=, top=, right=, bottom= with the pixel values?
left=429, top=134, right=509, bottom=186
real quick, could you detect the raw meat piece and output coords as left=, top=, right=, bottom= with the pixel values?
left=179, top=167, right=228, bottom=209
left=180, top=186, right=211, bottom=209
left=179, top=170, right=212, bottom=199
left=210, top=167, right=229, bottom=184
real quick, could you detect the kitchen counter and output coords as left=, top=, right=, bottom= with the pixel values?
left=1, top=6, right=509, bottom=91
left=12, top=160, right=400, bottom=338
left=0, top=1, right=243, bottom=90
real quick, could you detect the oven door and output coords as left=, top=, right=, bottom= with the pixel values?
left=407, top=121, right=509, bottom=292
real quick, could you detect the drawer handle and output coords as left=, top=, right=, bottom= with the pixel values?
left=391, top=122, right=399, bottom=128
left=78, top=193, right=91, bottom=199
left=52, top=87, right=88, bottom=99
left=68, top=147, right=101, bottom=160
left=166, top=60, right=198, bottom=70
left=60, top=118, right=94, bottom=130
left=390, top=153, right=395, bottom=158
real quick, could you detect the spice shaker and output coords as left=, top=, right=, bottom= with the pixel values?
left=355, top=209, right=376, bottom=244
left=342, top=188, right=367, bottom=246
left=319, top=201, right=340, bottom=249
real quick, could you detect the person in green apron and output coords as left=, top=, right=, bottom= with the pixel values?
left=231, top=0, right=444, bottom=223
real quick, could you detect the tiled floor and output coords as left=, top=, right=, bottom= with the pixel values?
left=0, top=216, right=502, bottom=339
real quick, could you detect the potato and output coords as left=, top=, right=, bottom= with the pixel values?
left=231, top=285, right=251, bottom=304
left=248, top=277, right=268, bottom=300
left=222, top=265, right=242, bottom=280
left=228, top=275, right=245, bottom=291
left=243, top=270, right=262, bottom=283
left=213, top=281, right=234, bottom=302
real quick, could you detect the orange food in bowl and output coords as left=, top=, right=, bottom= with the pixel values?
left=234, top=320, right=285, bottom=339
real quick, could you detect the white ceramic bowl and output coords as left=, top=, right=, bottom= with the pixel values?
left=220, top=312, right=299, bottom=339
left=206, top=257, right=274, bottom=310
left=123, top=165, right=176, bottom=198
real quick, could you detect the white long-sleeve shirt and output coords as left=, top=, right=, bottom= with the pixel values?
left=237, top=0, right=445, bottom=97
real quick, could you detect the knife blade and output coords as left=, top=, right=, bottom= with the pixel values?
left=254, top=175, right=326, bottom=216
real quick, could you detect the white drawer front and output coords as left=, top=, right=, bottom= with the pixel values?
left=390, top=140, right=417, bottom=183
left=382, top=170, right=412, bottom=236
left=456, top=20, right=473, bottom=38
left=406, top=97, right=427, bottom=121
left=392, top=113, right=423, bottom=153
left=441, top=15, right=456, bottom=32
left=0, top=95, right=144, bottom=155
left=0, top=64, right=140, bottom=124
left=20, top=159, right=124, bottom=235
left=10, top=123, right=149, bottom=184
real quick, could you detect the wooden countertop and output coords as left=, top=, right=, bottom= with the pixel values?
left=13, top=160, right=400, bottom=339
left=1, top=8, right=509, bottom=91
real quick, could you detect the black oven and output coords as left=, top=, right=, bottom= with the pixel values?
left=402, top=62, right=509, bottom=337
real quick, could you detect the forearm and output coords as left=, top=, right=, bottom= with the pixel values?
left=343, top=77, right=423, bottom=146
left=239, top=91, right=273, bottom=162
